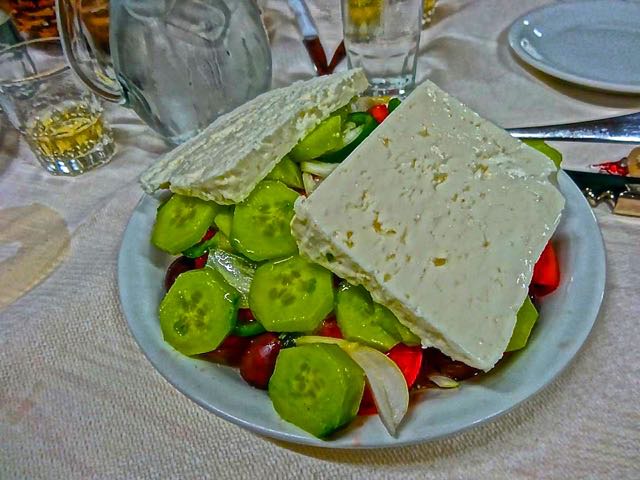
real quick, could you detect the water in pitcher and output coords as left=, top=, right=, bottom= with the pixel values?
left=110, top=0, right=272, bottom=143
left=343, top=0, right=422, bottom=96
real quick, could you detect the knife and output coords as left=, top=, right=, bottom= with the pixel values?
left=563, top=169, right=640, bottom=217
left=507, top=112, right=640, bottom=144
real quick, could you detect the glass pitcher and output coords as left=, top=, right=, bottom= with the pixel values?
left=56, top=0, right=272, bottom=144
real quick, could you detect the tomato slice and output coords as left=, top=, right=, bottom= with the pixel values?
left=202, top=335, right=250, bottom=366
left=358, top=343, right=423, bottom=415
left=316, top=316, right=343, bottom=339
left=358, top=384, right=377, bottom=415
left=531, top=242, right=560, bottom=297
left=387, top=344, right=423, bottom=388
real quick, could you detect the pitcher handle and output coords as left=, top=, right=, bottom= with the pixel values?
left=56, top=0, right=124, bottom=103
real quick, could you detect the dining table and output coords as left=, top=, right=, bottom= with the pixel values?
left=1, top=0, right=638, bottom=478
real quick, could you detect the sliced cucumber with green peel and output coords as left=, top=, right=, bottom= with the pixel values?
left=506, top=296, right=539, bottom=352
left=214, top=207, right=234, bottom=238
left=289, top=115, right=343, bottom=162
left=265, top=154, right=303, bottom=189
left=159, top=269, right=239, bottom=356
left=212, top=232, right=234, bottom=253
left=151, top=194, right=220, bottom=254
left=336, top=283, right=418, bottom=351
left=249, top=255, right=334, bottom=332
left=379, top=313, right=421, bottom=346
left=268, top=343, right=365, bottom=437
left=231, top=180, right=299, bottom=261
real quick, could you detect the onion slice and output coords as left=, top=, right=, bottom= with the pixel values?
left=428, top=374, right=460, bottom=389
left=302, top=172, right=320, bottom=195
left=295, top=336, right=409, bottom=437
left=300, top=161, right=339, bottom=178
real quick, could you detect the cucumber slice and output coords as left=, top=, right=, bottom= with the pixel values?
left=506, top=296, right=539, bottom=352
left=268, top=343, right=365, bottom=437
left=249, top=255, right=334, bottom=332
left=159, top=269, right=239, bottom=356
left=265, top=155, right=304, bottom=189
left=214, top=207, right=234, bottom=238
left=151, top=194, right=220, bottom=254
left=290, top=115, right=343, bottom=162
left=231, top=181, right=299, bottom=261
left=212, top=231, right=235, bottom=253
left=336, top=283, right=416, bottom=351
left=379, top=314, right=421, bottom=346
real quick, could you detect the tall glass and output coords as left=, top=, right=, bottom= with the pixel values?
left=342, top=0, right=422, bottom=97
left=0, top=38, right=115, bottom=175
left=423, top=0, right=437, bottom=25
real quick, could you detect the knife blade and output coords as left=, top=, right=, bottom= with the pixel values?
left=507, top=112, right=640, bottom=143
left=287, top=0, right=329, bottom=75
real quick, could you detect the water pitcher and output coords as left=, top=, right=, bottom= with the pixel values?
left=56, top=0, right=272, bottom=144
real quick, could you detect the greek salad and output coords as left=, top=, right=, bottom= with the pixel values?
left=150, top=98, right=562, bottom=438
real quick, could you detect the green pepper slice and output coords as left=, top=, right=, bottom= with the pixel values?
left=233, top=320, right=267, bottom=337
left=319, top=112, right=378, bottom=163
left=388, top=98, right=401, bottom=112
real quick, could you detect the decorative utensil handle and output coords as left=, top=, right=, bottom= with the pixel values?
left=507, top=112, right=640, bottom=143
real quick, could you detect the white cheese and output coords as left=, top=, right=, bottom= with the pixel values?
left=292, top=81, right=565, bottom=371
left=140, top=69, right=369, bottom=204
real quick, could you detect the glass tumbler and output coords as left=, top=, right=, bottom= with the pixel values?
left=0, top=37, right=115, bottom=175
left=341, top=0, right=423, bottom=97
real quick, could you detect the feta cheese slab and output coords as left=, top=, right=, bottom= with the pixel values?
left=292, top=81, right=565, bottom=371
left=140, top=69, right=369, bottom=204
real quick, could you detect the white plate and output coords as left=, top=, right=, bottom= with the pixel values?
left=508, top=0, right=640, bottom=94
left=118, top=171, right=605, bottom=448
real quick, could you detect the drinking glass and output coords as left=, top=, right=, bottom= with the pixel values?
left=423, top=0, right=437, bottom=25
left=341, top=0, right=422, bottom=97
left=0, top=38, right=115, bottom=175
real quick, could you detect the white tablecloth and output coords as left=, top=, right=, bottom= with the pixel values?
left=1, top=1, right=639, bottom=478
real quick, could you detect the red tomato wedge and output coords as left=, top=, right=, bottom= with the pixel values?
left=316, top=316, right=343, bottom=339
left=193, top=254, right=208, bottom=269
left=387, top=344, right=423, bottom=388
left=531, top=242, right=560, bottom=297
left=358, top=343, right=423, bottom=415
left=203, top=335, right=250, bottom=366
left=368, top=104, right=389, bottom=124
left=358, top=384, right=377, bottom=415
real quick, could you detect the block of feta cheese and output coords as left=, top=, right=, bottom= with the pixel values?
left=140, top=69, right=369, bottom=204
left=291, top=81, right=565, bottom=371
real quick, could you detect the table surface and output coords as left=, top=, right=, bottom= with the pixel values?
left=1, top=1, right=639, bottom=478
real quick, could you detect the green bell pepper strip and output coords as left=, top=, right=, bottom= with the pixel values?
left=182, top=237, right=218, bottom=258
left=319, top=112, right=378, bottom=163
left=388, top=98, right=401, bottom=113
left=233, top=320, right=267, bottom=337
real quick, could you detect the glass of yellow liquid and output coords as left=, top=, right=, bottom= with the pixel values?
left=342, top=0, right=423, bottom=97
left=423, top=0, right=437, bottom=25
left=0, top=37, right=114, bottom=175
